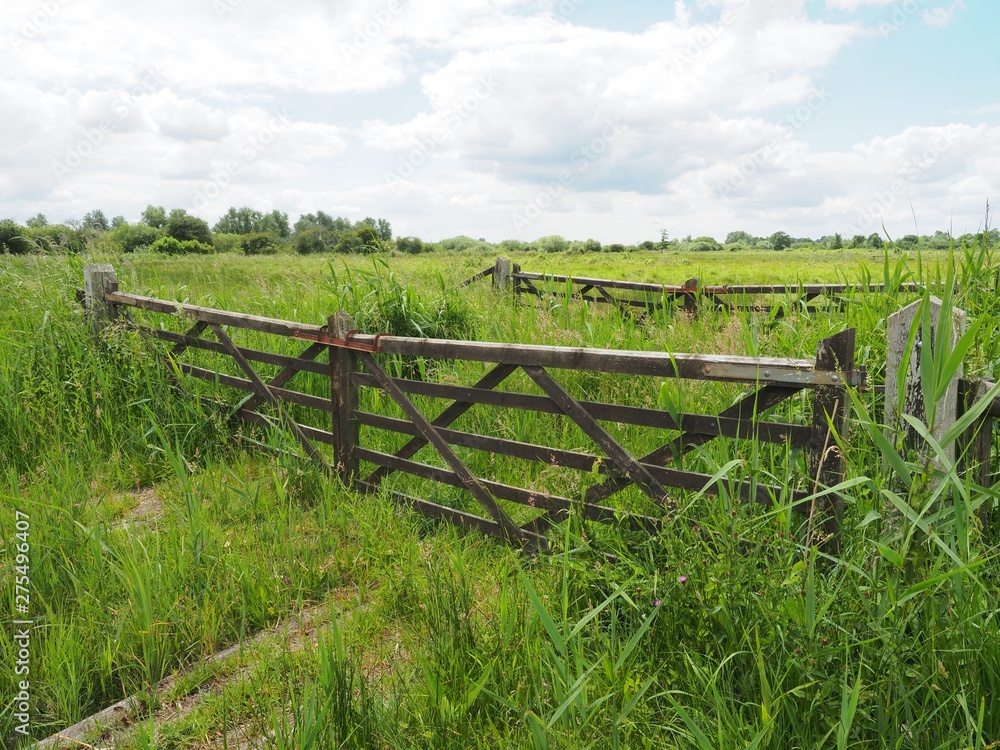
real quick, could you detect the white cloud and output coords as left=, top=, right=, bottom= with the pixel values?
left=923, top=1, right=964, bottom=27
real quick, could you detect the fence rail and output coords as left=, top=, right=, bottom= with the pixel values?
left=88, top=265, right=864, bottom=553
left=463, top=256, right=930, bottom=316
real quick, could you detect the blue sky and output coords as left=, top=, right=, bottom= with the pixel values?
left=1, top=0, right=997, bottom=243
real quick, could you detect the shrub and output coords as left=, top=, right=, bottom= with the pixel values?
left=294, top=227, right=329, bottom=254
left=689, top=236, right=722, bottom=252
left=605, top=243, right=626, bottom=253
left=149, top=236, right=214, bottom=255
left=0, top=219, right=32, bottom=254
left=212, top=233, right=242, bottom=254
left=165, top=212, right=213, bottom=245
left=536, top=235, right=569, bottom=253
left=108, top=223, right=162, bottom=253
left=239, top=232, right=280, bottom=255
left=395, top=236, right=425, bottom=254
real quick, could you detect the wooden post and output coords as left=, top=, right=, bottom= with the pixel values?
left=84, top=263, right=119, bottom=334
left=493, top=256, right=513, bottom=293
left=885, top=297, right=966, bottom=465
left=809, top=328, right=855, bottom=554
left=329, top=312, right=359, bottom=484
left=681, top=277, right=699, bottom=316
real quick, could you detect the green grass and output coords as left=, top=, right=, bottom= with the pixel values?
left=2, top=243, right=999, bottom=748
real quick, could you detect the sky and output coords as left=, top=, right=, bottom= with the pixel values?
left=1, top=0, right=998, bottom=243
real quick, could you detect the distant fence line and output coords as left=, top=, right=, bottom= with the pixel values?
left=463, top=256, right=930, bottom=316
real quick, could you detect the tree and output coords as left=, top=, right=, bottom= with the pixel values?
left=214, top=206, right=264, bottom=235
left=260, top=210, right=291, bottom=239
left=769, top=231, right=792, bottom=251
left=830, top=232, right=843, bottom=249
left=82, top=210, right=110, bottom=232
left=582, top=238, right=601, bottom=253
left=26, top=213, right=47, bottom=229
left=141, top=205, right=167, bottom=228
left=396, top=236, right=424, bottom=254
left=166, top=211, right=213, bottom=245
left=111, top=215, right=126, bottom=230
left=109, top=222, right=162, bottom=253
left=867, top=233, right=884, bottom=249
left=850, top=234, right=866, bottom=248
left=0, top=219, right=32, bottom=254
left=536, top=235, right=568, bottom=253
left=725, top=230, right=757, bottom=245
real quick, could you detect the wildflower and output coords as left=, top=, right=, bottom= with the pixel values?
left=677, top=575, right=687, bottom=584
left=653, top=599, right=661, bottom=607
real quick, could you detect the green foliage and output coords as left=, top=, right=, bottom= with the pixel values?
left=108, top=222, right=163, bottom=253
left=536, top=235, right=569, bottom=253
left=149, top=236, right=214, bottom=255
left=239, top=231, right=280, bottom=255
left=725, top=229, right=759, bottom=245
left=213, top=206, right=264, bottom=234
left=165, top=211, right=213, bottom=245
left=769, top=230, right=792, bottom=250
left=830, top=232, right=843, bottom=249
left=687, top=236, right=722, bottom=252
left=26, top=213, right=48, bottom=229
left=0, top=218, right=32, bottom=254
left=605, top=243, right=626, bottom=253
left=140, top=204, right=167, bottom=229
left=867, top=232, right=884, bottom=249
left=294, top=227, right=330, bottom=255
left=82, top=209, right=110, bottom=232
left=25, top=224, right=87, bottom=253
left=395, top=236, right=425, bottom=254
left=211, top=232, right=242, bottom=254
left=335, top=224, right=386, bottom=254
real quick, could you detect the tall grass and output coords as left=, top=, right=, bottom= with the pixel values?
left=2, top=243, right=999, bottom=747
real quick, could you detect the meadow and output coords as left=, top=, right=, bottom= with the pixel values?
left=2, top=244, right=1000, bottom=749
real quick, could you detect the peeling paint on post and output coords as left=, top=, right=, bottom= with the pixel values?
left=885, top=296, right=966, bottom=465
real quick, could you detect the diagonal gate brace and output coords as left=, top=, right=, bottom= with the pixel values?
left=354, top=351, right=528, bottom=547
left=521, top=365, right=673, bottom=507
left=207, top=323, right=328, bottom=470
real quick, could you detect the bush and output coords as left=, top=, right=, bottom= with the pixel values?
left=688, top=236, right=722, bottom=252
left=165, top=212, right=213, bottom=245
left=395, top=236, right=425, bottom=254
left=212, top=233, right=242, bottom=254
left=108, top=223, right=162, bottom=253
left=149, top=236, right=215, bottom=255
left=294, top=227, right=329, bottom=254
left=239, top=232, right=280, bottom=255
left=0, top=219, right=32, bottom=254
left=536, top=235, right=569, bottom=253
left=605, top=243, right=626, bottom=253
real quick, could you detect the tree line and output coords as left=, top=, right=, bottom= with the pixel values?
left=1, top=207, right=995, bottom=256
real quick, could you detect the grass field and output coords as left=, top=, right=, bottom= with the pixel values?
left=2, top=245, right=1000, bottom=748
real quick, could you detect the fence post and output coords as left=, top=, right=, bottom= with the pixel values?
left=329, top=312, right=359, bottom=484
left=809, top=328, right=855, bottom=554
left=681, top=277, right=699, bottom=316
left=84, top=263, right=119, bottom=335
left=884, top=297, right=966, bottom=466
left=493, top=256, right=513, bottom=293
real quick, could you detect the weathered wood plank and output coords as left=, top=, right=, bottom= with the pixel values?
left=84, top=264, right=120, bottom=334
left=146, top=327, right=329, bottom=375
left=522, top=365, right=671, bottom=506
left=354, top=447, right=660, bottom=531
left=364, top=363, right=518, bottom=488
left=355, top=350, right=526, bottom=544
left=352, top=372, right=811, bottom=445
left=107, top=292, right=325, bottom=337
left=329, top=312, right=359, bottom=483
left=180, top=364, right=332, bottom=413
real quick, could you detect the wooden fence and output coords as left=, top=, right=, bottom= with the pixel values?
left=84, top=264, right=866, bottom=553
left=465, top=256, right=928, bottom=316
